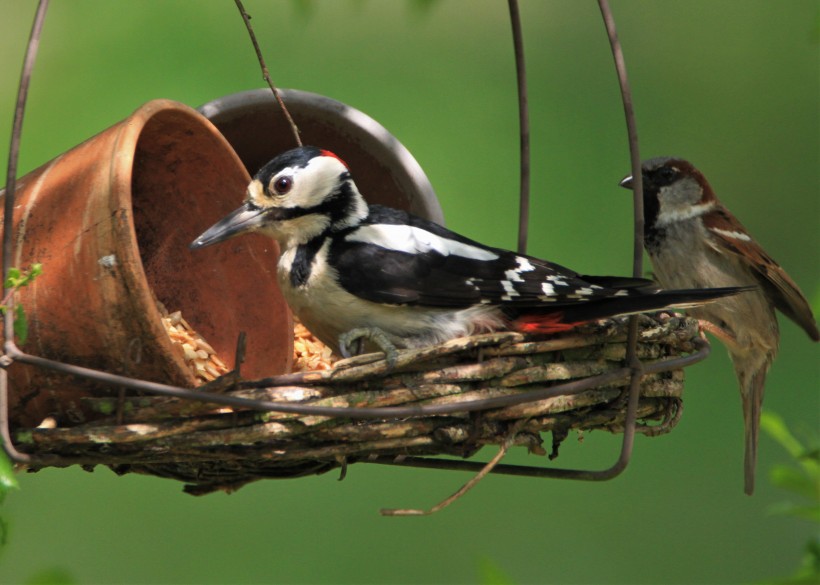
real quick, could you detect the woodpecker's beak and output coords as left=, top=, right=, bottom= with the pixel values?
left=189, top=203, right=267, bottom=250
left=619, top=175, right=634, bottom=189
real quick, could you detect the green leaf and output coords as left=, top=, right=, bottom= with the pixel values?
left=761, top=411, right=820, bottom=478
left=0, top=447, right=19, bottom=502
left=768, top=501, right=820, bottom=524
left=478, top=558, right=517, bottom=585
left=762, top=411, right=805, bottom=458
left=24, top=568, right=79, bottom=585
left=769, top=465, right=820, bottom=502
left=17, top=263, right=42, bottom=288
left=3, top=267, right=21, bottom=289
left=13, top=304, right=28, bottom=345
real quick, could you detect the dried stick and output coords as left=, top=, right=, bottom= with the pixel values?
left=380, top=423, right=521, bottom=516
left=234, top=0, right=302, bottom=147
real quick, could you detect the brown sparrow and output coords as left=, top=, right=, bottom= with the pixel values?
left=620, top=157, right=818, bottom=495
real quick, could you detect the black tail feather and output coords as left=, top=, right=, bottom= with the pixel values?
left=549, top=285, right=753, bottom=325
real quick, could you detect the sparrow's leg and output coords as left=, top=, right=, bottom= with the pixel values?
left=698, top=319, right=744, bottom=354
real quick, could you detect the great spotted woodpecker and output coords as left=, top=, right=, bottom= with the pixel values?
left=621, top=157, right=818, bottom=494
left=190, top=146, right=745, bottom=361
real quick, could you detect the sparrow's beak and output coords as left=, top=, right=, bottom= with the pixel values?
left=619, top=175, right=634, bottom=189
left=189, top=202, right=267, bottom=250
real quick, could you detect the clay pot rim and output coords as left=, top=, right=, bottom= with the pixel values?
left=108, top=99, right=253, bottom=381
left=199, top=87, right=445, bottom=225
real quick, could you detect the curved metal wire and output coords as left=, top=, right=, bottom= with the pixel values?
left=1, top=0, right=50, bottom=464
left=1, top=1, right=677, bottom=490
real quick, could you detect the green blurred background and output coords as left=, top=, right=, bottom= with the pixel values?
left=0, top=1, right=817, bottom=583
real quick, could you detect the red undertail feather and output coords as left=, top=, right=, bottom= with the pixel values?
left=513, top=313, right=583, bottom=334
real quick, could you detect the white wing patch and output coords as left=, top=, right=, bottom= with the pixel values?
left=505, top=256, right=536, bottom=282
left=709, top=227, right=752, bottom=241
left=540, top=282, right=556, bottom=297
left=346, top=224, right=500, bottom=261
left=501, top=280, right=520, bottom=300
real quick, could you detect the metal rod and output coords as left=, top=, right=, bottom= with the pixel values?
left=508, top=0, right=531, bottom=255
left=1, top=0, right=49, bottom=464
left=3, top=0, right=49, bottom=348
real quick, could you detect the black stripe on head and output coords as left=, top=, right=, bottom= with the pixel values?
left=254, top=146, right=325, bottom=186
left=258, top=172, right=363, bottom=229
left=323, top=176, right=365, bottom=229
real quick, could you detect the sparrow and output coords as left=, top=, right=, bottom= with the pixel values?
left=189, top=146, right=745, bottom=365
left=620, top=156, right=818, bottom=494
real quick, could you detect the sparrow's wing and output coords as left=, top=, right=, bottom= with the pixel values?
left=703, top=207, right=819, bottom=340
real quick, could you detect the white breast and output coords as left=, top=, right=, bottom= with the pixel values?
left=277, top=241, right=505, bottom=354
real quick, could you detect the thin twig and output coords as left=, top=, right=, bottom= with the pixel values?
left=508, top=0, right=531, bottom=255
left=380, top=422, right=521, bottom=516
left=1, top=0, right=49, bottom=464
left=234, top=0, right=302, bottom=147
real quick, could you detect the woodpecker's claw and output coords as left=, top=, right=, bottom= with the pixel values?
left=338, top=327, right=399, bottom=368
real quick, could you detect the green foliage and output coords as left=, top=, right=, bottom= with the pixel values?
left=0, top=443, right=19, bottom=563
left=24, top=568, right=79, bottom=585
left=760, top=412, right=820, bottom=584
left=478, top=558, right=517, bottom=585
left=0, top=263, right=42, bottom=345
left=4, top=263, right=43, bottom=290
left=0, top=448, right=19, bottom=501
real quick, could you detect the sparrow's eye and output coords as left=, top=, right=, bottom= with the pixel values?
left=656, top=167, right=677, bottom=185
left=271, top=175, right=293, bottom=196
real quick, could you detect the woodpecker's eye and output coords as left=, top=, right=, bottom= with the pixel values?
left=271, top=175, right=293, bottom=196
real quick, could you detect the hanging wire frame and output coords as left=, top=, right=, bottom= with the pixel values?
left=0, top=0, right=711, bottom=503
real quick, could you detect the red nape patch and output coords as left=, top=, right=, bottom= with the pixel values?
left=320, top=149, right=348, bottom=168
left=513, top=313, right=584, bottom=334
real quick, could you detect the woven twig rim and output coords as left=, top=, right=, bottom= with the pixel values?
left=14, top=313, right=699, bottom=494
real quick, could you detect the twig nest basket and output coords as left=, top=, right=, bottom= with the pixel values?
left=17, top=313, right=701, bottom=495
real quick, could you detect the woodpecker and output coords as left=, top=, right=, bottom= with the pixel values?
left=620, top=157, right=818, bottom=494
left=191, top=146, right=745, bottom=362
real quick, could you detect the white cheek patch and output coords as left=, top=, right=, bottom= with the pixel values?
left=709, top=227, right=752, bottom=241
left=656, top=200, right=717, bottom=226
left=288, top=157, right=349, bottom=209
left=346, top=224, right=500, bottom=261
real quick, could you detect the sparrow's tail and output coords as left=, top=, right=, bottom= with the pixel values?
left=514, top=286, right=752, bottom=334
left=739, top=364, right=770, bottom=496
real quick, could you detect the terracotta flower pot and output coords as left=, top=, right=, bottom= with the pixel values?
left=199, top=88, right=444, bottom=223
left=3, top=99, right=292, bottom=428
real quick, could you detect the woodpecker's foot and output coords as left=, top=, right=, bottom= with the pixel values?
left=338, top=327, right=400, bottom=368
